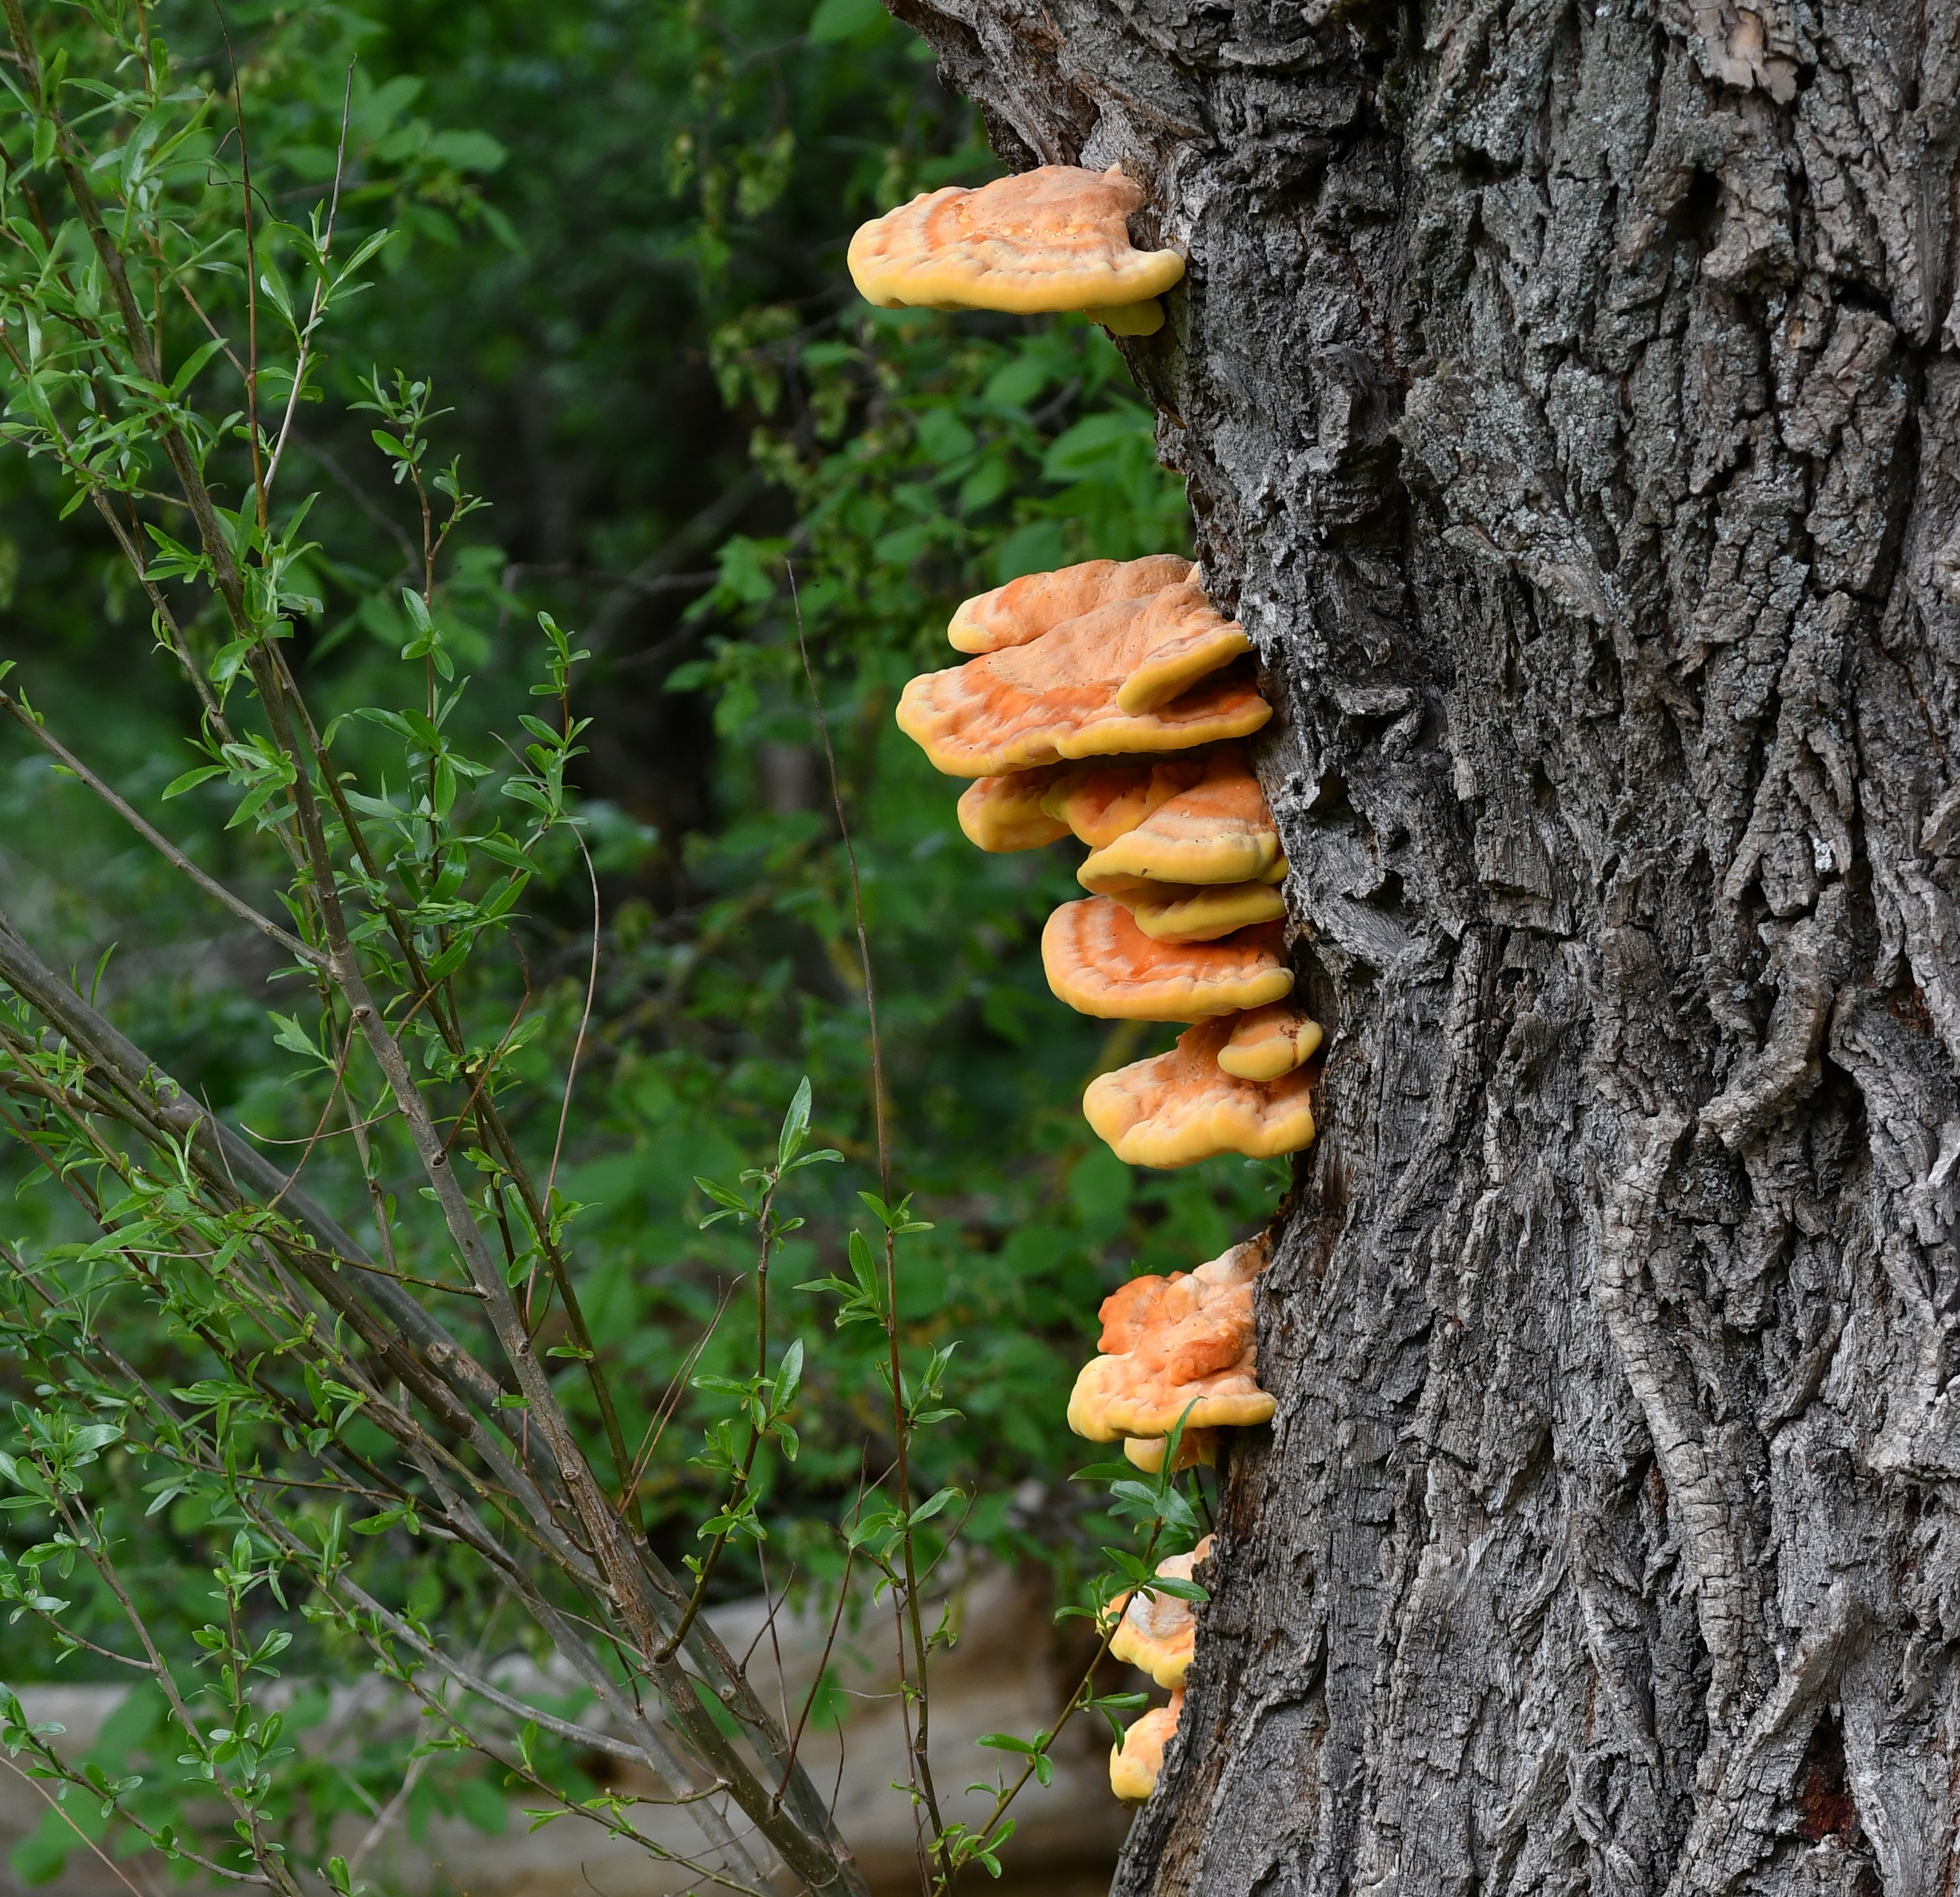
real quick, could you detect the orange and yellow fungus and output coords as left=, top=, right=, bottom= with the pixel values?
left=1083, top=1016, right=1315, bottom=1167
left=895, top=593, right=1266, bottom=777
left=1217, top=1002, right=1323, bottom=1081
left=948, top=555, right=1196, bottom=654
left=1041, top=900, right=1292, bottom=1021
left=1110, top=584, right=1253, bottom=713
left=1109, top=1535, right=1211, bottom=1688
left=847, top=166, right=1186, bottom=335
left=1067, top=1239, right=1275, bottom=1440
left=1105, top=877, right=1289, bottom=943
left=1109, top=1690, right=1182, bottom=1802
left=1042, top=755, right=1210, bottom=848
left=955, top=768, right=1073, bottom=852
left=1076, top=747, right=1283, bottom=887
left=1123, top=1428, right=1220, bottom=1472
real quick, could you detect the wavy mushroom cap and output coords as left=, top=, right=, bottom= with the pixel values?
left=1123, top=1428, right=1220, bottom=1473
left=1110, top=585, right=1252, bottom=713
left=1097, top=1236, right=1265, bottom=1354
left=1084, top=1017, right=1316, bottom=1167
left=1077, top=747, right=1282, bottom=886
left=1108, top=1536, right=1211, bottom=1688
left=1108, top=1690, right=1184, bottom=1802
left=1217, top=1001, right=1324, bottom=1081
left=948, top=555, right=1196, bottom=654
left=1042, top=900, right=1292, bottom=1021
left=955, top=769, right=1072, bottom=852
left=1043, top=756, right=1209, bottom=847
left=895, top=592, right=1266, bottom=778
left=1087, top=876, right=1287, bottom=943
left=1067, top=1239, right=1273, bottom=1437
left=848, top=166, right=1186, bottom=319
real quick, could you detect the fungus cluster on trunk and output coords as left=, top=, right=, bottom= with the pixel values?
left=865, top=164, right=1314, bottom=1811
left=1105, top=1536, right=1212, bottom=1800
left=895, top=566, right=1318, bottom=1167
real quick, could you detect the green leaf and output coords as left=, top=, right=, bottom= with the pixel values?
left=908, top=1485, right=961, bottom=1527
left=809, top=0, right=890, bottom=40
left=777, top=1074, right=812, bottom=1169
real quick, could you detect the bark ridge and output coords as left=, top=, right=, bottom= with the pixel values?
left=890, top=0, right=1960, bottom=1889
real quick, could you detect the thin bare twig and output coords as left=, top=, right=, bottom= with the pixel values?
left=545, top=823, right=602, bottom=1210
left=264, top=61, right=355, bottom=496
left=0, top=694, right=323, bottom=967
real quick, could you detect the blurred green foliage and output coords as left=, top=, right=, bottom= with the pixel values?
left=0, top=0, right=1272, bottom=1877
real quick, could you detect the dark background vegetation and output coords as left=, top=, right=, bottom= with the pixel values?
left=0, top=0, right=1268, bottom=1721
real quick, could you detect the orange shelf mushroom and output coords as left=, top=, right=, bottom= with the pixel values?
left=1123, top=1428, right=1219, bottom=1472
left=955, top=768, right=1072, bottom=852
left=1068, top=1239, right=1275, bottom=1442
left=959, top=754, right=1215, bottom=856
left=1109, top=1690, right=1182, bottom=1801
left=1084, top=1015, right=1316, bottom=1167
left=1042, top=900, right=1291, bottom=1021
left=847, top=166, right=1186, bottom=335
left=1109, top=1535, right=1211, bottom=1688
left=1044, top=755, right=1211, bottom=847
left=1093, top=876, right=1288, bottom=943
left=895, top=587, right=1264, bottom=778
left=1077, top=747, right=1283, bottom=887
left=949, top=556, right=1196, bottom=654
left=1218, top=1002, right=1323, bottom=1081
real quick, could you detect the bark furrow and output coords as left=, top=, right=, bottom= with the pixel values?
left=889, top=0, right=1960, bottom=1889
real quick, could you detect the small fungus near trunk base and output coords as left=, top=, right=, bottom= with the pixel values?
left=1109, top=1534, right=1212, bottom=1688
left=1123, top=1428, right=1219, bottom=1471
left=1109, top=1690, right=1184, bottom=1802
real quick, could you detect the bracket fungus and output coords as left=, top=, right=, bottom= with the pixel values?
left=1094, top=875, right=1289, bottom=943
left=1109, top=1535, right=1211, bottom=1688
left=847, top=166, right=1186, bottom=335
left=1043, top=755, right=1210, bottom=848
left=1041, top=900, right=1292, bottom=1021
left=1084, top=1015, right=1316, bottom=1167
left=955, top=768, right=1072, bottom=852
left=1122, top=1428, right=1219, bottom=1472
left=948, top=555, right=1196, bottom=654
left=1067, top=1239, right=1274, bottom=1441
left=1076, top=746, right=1283, bottom=887
left=895, top=588, right=1264, bottom=778
left=1217, top=1001, right=1324, bottom=1081
left=1109, top=1690, right=1182, bottom=1802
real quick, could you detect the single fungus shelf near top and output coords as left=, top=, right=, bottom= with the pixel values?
left=848, top=164, right=1186, bottom=335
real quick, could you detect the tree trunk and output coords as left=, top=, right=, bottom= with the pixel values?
left=890, top=1, right=1960, bottom=1889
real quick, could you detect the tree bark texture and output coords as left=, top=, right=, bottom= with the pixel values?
left=889, top=0, right=1960, bottom=1889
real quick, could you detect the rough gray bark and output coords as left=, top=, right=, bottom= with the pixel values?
left=888, top=1, right=1960, bottom=1889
